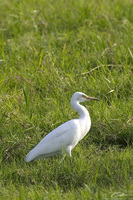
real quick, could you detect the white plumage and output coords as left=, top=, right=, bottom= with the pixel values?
left=25, top=92, right=99, bottom=162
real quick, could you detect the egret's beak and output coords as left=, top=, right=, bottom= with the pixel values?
left=82, top=94, right=99, bottom=101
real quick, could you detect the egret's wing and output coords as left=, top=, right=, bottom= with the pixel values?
left=25, top=119, right=79, bottom=162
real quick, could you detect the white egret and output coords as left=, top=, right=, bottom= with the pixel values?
left=25, top=92, right=99, bottom=162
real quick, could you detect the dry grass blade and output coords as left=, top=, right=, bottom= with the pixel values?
left=82, top=64, right=122, bottom=75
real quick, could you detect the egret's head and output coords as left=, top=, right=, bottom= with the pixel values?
left=71, top=92, right=99, bottom=103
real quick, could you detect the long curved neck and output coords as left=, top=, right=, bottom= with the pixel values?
left=71, top=100, right=90, bottom=120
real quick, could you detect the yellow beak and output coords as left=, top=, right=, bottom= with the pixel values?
left=82, top=94, right=99, bottom=101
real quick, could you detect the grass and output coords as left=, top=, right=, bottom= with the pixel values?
left=0, top=0, right=133, bottom=199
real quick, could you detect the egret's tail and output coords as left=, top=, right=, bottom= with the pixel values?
left=24, top=151, right=36, bottom=162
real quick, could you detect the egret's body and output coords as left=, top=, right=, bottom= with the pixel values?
left=25, top=92, right=98, bottom=162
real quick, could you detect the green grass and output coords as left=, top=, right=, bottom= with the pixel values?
left=0, top=0, right=133, bottom=199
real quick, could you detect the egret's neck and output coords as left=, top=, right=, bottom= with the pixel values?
left=71, top=100, right=90, bottom=120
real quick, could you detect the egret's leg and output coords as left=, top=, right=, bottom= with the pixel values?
left=70, top=158, right=72, bottom=165
left=59, top=154, right=66, bottom=163
left=66, top=146, right=72, bottom=157
left=65, top=146, right=72, bottom=165
left=59, top=147, right=67, bottom=163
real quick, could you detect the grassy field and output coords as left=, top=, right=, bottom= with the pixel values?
left=0, top=0, right=133, bottom=199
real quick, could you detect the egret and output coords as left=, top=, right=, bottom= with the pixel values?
left=25, top=92, right=99, bottom=162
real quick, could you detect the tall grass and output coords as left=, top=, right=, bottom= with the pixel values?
left=0, top=0, right=133, bottom=199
